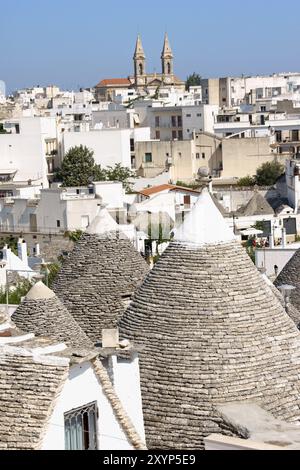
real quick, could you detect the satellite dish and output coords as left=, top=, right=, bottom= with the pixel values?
left=198, top=167, right=209, bottom=178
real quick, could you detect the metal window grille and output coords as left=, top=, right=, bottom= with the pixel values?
left=64, top=401, right=98, bottom=450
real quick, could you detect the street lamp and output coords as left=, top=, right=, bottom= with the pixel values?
left=278, top=284, right=296, bottom=313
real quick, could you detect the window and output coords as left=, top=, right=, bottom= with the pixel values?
left=196, top=153, right=200, bottom=159
left=145, top=153, right=152, bottom=163
left=178, top=130, right=183, bottom=140
left=184, top=195, right=191, bottom=207
left=76, top=189, right=80, bottom=195
left=130, top=138, right=135, bottom=152
left=139, top=63, right=143, bottom=75
left=57, top=220, right=61, bottom=228
left=64, top=401, right=98, bottom=450
left=167, top=62, right=171, bottom=74
left=171, top=116, right=177, bottom=127
left=186, top=114, right=191, bottom=118
left=256, top=88, right=263, bottom=99
left=155, top=116, right=160, bottom=127
left=155, top=130, right=161, bottom=139
left=202, top=153, right=206, bottom=159
left=197, top=113, right=202, bottom=117
left=172, top=130, right=177, bottom=140
left=177, top=116, right=182, bottom=127
left=260, top=106, right=266, bottom=112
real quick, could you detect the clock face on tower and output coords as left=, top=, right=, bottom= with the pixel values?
left=137, top=77, right=145, bottom=85
left=164, top=76, right=171, bottom=84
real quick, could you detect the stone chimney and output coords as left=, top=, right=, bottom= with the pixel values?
left=17, top=238, right=28, bottom=265
left=34, top=243, right=40, bottom=257
left=2, top=245, right=11, bottom=263
left=102, top=328, right=119, bottom=348
left=282, top=228, right=287, bottom=248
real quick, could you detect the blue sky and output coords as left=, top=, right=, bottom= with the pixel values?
left=1, top=0, right=300, bottom=93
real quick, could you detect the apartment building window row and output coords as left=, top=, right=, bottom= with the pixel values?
left=171, top=116, right=182, bottom=128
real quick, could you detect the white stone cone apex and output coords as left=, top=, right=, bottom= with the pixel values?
left=174, top=188, right=235, bottom=246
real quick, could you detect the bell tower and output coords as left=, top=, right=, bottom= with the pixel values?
left=133, top=35, right=146, bottom=86
left=161, top=33, right=174, bottom=77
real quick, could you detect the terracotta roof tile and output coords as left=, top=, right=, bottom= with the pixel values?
left=138, top=184, right=200, bottom=197
left=96, top=78, right=131, bottom=88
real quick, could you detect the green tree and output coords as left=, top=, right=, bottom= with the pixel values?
left=0, top=236, right=18, bottom=255
left=47, top=263, right=61, bottom=288
left=55, top=145, right=106, bottom=186
left=185, top=73, right=201, bottom=91
left=64, top=230, right=83, bottom=242
left=256, top=160, right=284, bottom=186
left=0, top=123, right=7, bottom=134
left=0, top=278, right=33, bottom=305
left=105, top=163, right=135, bottom=193
left=237, top=175, right=256, bottom=187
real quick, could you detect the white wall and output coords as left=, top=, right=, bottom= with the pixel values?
left=93, top=182, right=124, bottom=208
left=255, top=247, right=298, bottom=277
left=133, top=193, right=176, bottom=221
left=42, top=361, right=134, bottom=450
left=63, top=129, right=132, bottom=169
left=131, top=127, right=151, bottom=142
left=182, top=105, right=218, bottom=139
left=37, top=189, right=100, bottom=232
left=113, top=354, right=146, bottom=444
left=0, top=117, right=57, bottom=186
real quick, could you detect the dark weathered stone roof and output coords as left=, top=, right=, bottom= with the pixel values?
left=52, top=208, right=149, bottom=342
left=0, top=346, right=68, bottom=450
left=274, top=249, right=300, bottom=315
left=12, top=282, right=92, bottom=349
left=237, top=191, right=274, bottom=216
left=119, top=190, right=300, bottom=450
left=262, top=275, right=300, bottom=329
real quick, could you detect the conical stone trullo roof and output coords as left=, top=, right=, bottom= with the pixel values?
left=12, top=282, right=92, bottom=348
left=262, top=273, right=300, bottom=329
left=52, top=207, right=149, bottom=343
left=237, top=190, right=274, bottom=217
left=119, top=189, right=300, bottom=450
left=274, top=249, right=300, bottom=315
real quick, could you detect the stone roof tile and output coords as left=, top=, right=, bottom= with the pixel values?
left=119, top=191, right=300, bottom=449
left=12, top=283, right=92, bottom=349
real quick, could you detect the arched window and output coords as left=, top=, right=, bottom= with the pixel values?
left=139, top=63, right=143, bottom=75
left=167, top=62, right=171, bottom=74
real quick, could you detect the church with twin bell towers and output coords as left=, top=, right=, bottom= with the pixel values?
left=129, top=33, right=185, bottom=92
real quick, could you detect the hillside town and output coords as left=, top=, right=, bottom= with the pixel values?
left=2, top=29, right=300, bottom=453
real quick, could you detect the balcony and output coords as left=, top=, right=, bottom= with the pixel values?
left=141, top=162, right=156, bottom=169
left=27, top=199, right=40, bottom=207
left=3, top=197, right=14, bottom=205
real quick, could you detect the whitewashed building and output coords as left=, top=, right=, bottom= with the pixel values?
left=0, top=116, right=58, bottom=187
left=0, top=301, right=146, bottom=450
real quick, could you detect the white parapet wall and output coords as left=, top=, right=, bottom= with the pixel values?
left=255, top=247, right=299, bottom=277
left=204, top=434, right=287, bottom=451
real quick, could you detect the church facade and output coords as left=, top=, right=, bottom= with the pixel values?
left=95, top=34, right=185, bottom=101
left=129, top=34, right=185, bottom=93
